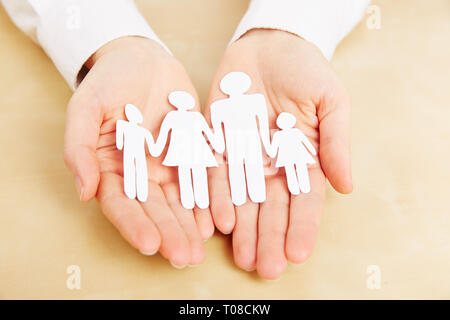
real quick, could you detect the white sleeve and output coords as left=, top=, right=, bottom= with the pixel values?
left=1, top=0, right=171, bottom=90
left=230, top=0, right=371, bottom=60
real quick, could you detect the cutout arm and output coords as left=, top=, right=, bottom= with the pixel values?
left=200, top=115, right=220, bottom=153
left=153, top=113, right=172, bottom=157
left=255, top=96, right=271, bottom=154
left=116, top=120, right=125, bottom=150
left=210, top=103, right=225, bottom=153
left=144, top=129, right=157, bottom=157
left=300, top=131, right=317, bottom=156
left=267, top=132, right=279, bottom=158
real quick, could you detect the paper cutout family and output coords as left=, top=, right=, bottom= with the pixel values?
left=116, top=72, right=317, bottom=209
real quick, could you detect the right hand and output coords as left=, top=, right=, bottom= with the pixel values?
left=204, top=29, right=352, bottom=279
left=64, top=36, right=214, bottom=267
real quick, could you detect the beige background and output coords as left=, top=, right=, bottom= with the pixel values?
left=0, top=0, right=449, bottom=299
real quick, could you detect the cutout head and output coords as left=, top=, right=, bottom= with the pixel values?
left=125, top=104, right=143, bottom=124
left=220, top=71, right=251, bottom=96
left=276, top=112, right=296, bottom=129
left=168, top=90, right=195, bottom=111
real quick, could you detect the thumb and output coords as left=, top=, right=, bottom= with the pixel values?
left=318, top=86, right=353, bottom=194
left=63, top=92, right=102, bottom=201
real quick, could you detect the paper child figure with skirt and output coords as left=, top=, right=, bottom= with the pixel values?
left=268, top=112, right=317, bottom=195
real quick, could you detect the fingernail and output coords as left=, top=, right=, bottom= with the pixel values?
left=140, top=249, right=157, bottom=256
left=170, top=262, right=187, bottom=269
left=75, top=176, right=84, bottom=201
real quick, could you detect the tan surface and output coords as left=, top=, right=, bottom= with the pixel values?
left=0, top=0, right=449, bottom=299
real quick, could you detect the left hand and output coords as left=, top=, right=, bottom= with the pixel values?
left=63, top=36, right=213, bottom=268
left=204, top=29, right=353, bottom=279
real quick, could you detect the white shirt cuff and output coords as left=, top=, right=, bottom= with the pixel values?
left=230, top=0, right=370, bottom=60
left=30, top=0, right=170, bottom=90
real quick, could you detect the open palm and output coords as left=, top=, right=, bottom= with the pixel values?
left=204, top=29, right=353, bottom=279
left=63, top=37, right=213, bottom=267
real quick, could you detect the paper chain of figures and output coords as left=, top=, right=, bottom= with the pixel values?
left=116, top=71, right=317, bottom=209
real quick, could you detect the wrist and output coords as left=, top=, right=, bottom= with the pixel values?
left=85, top=36, right=168, bottom=69
left=238, top=28, right=303, bottom=44
left=235, top=28, right=325, bottom=60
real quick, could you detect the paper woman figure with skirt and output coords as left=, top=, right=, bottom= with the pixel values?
left=153, top=91, right=220, bottom=209
left=268, top=112, right=317, bottom=195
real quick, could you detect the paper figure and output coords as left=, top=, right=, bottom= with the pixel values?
left=210, top=71, right=271, bottom=205
left=154, top=91, right=219, bottom=209
left=267, top=112, right=317, bottom=195
left=116, top=104, right=154, bottom=202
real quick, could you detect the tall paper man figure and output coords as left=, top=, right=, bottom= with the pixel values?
left=116, top=104, right=154, bottom=202
left=211, top=71, right=271, bottom=205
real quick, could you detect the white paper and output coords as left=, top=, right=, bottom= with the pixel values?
left=268, top=112, right=317, bottom=194
left=154, top=91, right=219, bottom=209
left=210, top=71, right=271, bottom=205
left=116, top=104, right=154, bottom=202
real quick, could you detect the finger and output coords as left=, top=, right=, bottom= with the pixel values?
left=318, top=85, right=353, bottom=194
left=232, top=201, right=259, bottom=271
left=163, top=182, right=205, bottom=266
left=97, top=172, right=161, bottom=254
left=286, top=167, right=325, bottom=264
left=208, top=162, right=236, bottom=234
left=204, top=71, right=236, bottom=235
left=194, top=206, right=215, bottom=241
left=64, top=90, right=102, bottom=201
left=141, top=182, right=191, bottom=267
left=256, top=177, right=289, bottom=280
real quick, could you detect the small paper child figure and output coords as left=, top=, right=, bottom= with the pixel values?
left=268, top=112, right=317, bottom=195
left=116, top=104, right=154, bottom=202
left=153, top=91, right=219, bottom=209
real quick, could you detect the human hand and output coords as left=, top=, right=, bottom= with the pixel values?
left=204, top=29, right=353, bottom=279
left=63, top=36, right=214, bottom=267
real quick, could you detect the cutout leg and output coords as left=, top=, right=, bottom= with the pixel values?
left=245, top=161, right=266, bottom=203
left=192, top=166, right=209, bottom=209
left=135, top=155, right=149, bottom=202
left=296, top=163, right=311, bottom=193
left=285, top=164, right=300, bottom=195
left=123, top=154, right=136, bottom=199
left=178, top=166, right=194, bottom=209
left=228, top=163, right=247, bottom=206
